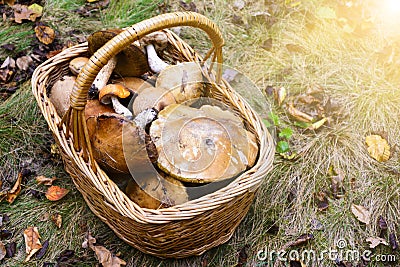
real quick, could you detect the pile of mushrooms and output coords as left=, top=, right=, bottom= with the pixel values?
left=48, top=30, right=259, bottom=209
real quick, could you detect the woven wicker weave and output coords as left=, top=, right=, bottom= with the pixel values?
left=31, top=11, right=275, bottom=258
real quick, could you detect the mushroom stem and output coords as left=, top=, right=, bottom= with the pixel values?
left=111, top=96, right=133, bottom=119
left=91, top=56, right=118, bottom=94
left=133, top=108, right=158, bottom=129
left=146, top=44, right=169, bottom=73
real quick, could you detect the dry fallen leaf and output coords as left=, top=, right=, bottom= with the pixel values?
left=0, top=241, right=6, bottom=261
left=45, top=186, right=69, bottom=201
left=307, top=117, right=328, bottom=130
left=12, top=4, right=42, bottom=23
left=51, top=213, right=62, bottom=228
left=16, top=55, right=33, bottom=71
left=36, top=175, right=57, bottom=186
left=274, top=87, right=286, bottom=106
left=366, top=237, right=388, bottom=248
left=83, top=233, right=126, bottom=267
left=23, top=226, right=42, bottom=262
left=92, top=245, right=126, bottom=267
left=6, top=171, right=23, bottom=204
left=35, top=25, right=56, bottom=45
left=365, top=135, right=390, bottom=162
left=286, top=102, right=313, bottom=122
left=351, top=204, right=370, bottom=224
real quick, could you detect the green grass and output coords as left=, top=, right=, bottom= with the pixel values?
left=1, top=0, right=400, bottom=266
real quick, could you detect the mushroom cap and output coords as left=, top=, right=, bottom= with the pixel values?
left=125, top=173, right=188, bottom=209
left=112, top=77, right=153, bottom=94
left=87, top=112, right=149, bottom=173
left=87, top=29, right=149, bottom=77
left=155, top=62, right=204, bottom=103
left=132, top=87, right=176, bottom=116
left=69, top=57, right=89, bottom=76
left=149, top=104, right=259, bottom=183
left=98, top=84, right=131, bottom=104
left=49, top=76, right=76, bottom=117
left=140, top=31, right=169, bottom=50
left=85, top=99, right=114, bottom=140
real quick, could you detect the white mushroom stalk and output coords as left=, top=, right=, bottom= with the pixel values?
left=92, top=57, right=117, bottom=92
left=133, top=108, right=158, bottom=129
left=111, top=96, right=132, bottom=119
left=146, top=44, right=169, bottom=73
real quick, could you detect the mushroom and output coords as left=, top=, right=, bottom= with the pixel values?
left=88, top=29, right=149, bottom=77
left=111, top=77, right=153, bottom=94
left=140, top=31, right=169, bottom=74
left=87, top=29, right=149, bottom=98
left=155, top=62, right=204, bottom=104
left=125, top=173, right=188, bottom=209
left=69, top=57, right=89, bottom=76
left=149, top=104, right=258, bottom=183
left=98, top=84, right=133, bottom=119
left=87, top=112, right=156, bottom=173
left=132, top=87, right=176, bottom=116
left=49, top=76, right=76, bottom=117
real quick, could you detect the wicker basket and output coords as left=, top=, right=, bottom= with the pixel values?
left=31, top=11, right=275, bottom=258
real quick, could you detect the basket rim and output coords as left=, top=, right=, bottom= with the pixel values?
left=31, top=29, right=275, bottom=224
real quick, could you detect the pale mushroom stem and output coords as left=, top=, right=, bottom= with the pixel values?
left=92, top=57, right=118, bottom=92
left=146, top=44, right=169, bottom=73
left=111, top=96, right=133, bottom=119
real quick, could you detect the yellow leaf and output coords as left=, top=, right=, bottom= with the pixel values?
left=28, top=3, right=43, bottom=17
left=87, top=0, right=99, bottom=2
left=23, top=226, right=42, bottom=262
left=351, top=204, right=370, bottom=224
left=365, top=135, right=390, bottom=162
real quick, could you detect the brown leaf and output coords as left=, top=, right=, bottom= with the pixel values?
left=286, top=44, right=305, bottom=53
left=378, top=216, right=388, bottom=231
left=261, top=38, right=273, bottom=51
left=0, top=241, right=5, bottom=261
left=5, top=241, right=16, bottom=258
left=351, top=204, right=370, bottom=224
left=3, top=0, right=16, bottom=6
left=91, top=245, right=126, bottom=267
left=281, top=234, right=314, bottom=250
left=365, top=135, right=390, bottom=162
left=45, top=186, right=69, bottom=201
left=51, top=213, right=62, bottom=228
left=286, top=102, right=313, bottom=122
left=315, top=191, right=329, bottom=211
left=35, top=25, right=55, bottom=45
left=236, top=245, right=249, bottom=267
left=36, top=175, right=57, bottom=186
left=6, top=171, right=23, bottom=204
left=23, top=226, right=42, bottom=262
left=12, top=4, right=41, bottom=23
left=16, top=55, right=33, bottom=71
left=389, top=233, right=398, bottom=250
left=366, top=237, right=388, bottom=248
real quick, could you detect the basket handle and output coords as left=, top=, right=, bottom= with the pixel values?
left=62, top=11, right=225, bottom=168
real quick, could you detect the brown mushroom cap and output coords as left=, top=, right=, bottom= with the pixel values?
left=49, top=76, right=76, bottom=117
left=87, top=112, right=148, bottom=173
left=155, top=62, right=204, bottom=103
left=69, top=57, right=89, bottom=76
left=125, top=173, right=188, bottom=209
left=112, top=77, right=153, bottom=94
left=87, top=29, right=149, bottom=77
left=98, top=84, right=131, bottom=105
left=139, top=31, right=169, bottom=50
left=149, top=104, right=258, bottom=183
left=85, top=99, right=114, bottom=140
left=132, top=87, right=176, bottom=116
